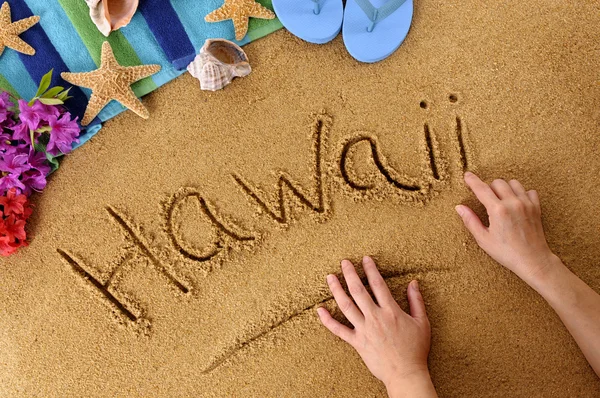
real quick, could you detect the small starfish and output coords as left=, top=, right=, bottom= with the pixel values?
left=61, top=41, right=161, bottom=126
left=0, top=1, right=40, bottom=57
left=205, top=0, right=275, bottom=41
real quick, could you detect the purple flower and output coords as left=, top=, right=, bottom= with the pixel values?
left=47, top=113, right=80, bottom=155
left=0, top=129, right=11, bottom=145
left=27, top=148, right=50, bottom=176
left=0, top=92, right=14, bottom=124
left=0, top=152, right=30, bottom=174
left=21, top=169, right=47, bottom=194
left=9, top=121, right=31, bottom=144
left=32, top=101, right=60, bottom=121
left=18, top=100, right=41, bottom=131
left=1, top=141, right=29, bottom=156
left=0, top=174, right=26, bottom=195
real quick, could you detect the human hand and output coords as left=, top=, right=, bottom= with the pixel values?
left=456, top=172, right=558, bottom=285
left=317, top=257, right=436, bottom=397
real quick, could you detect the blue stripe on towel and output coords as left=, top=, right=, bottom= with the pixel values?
left=120, top=13, right=186, bottom=88
left=0, top=51, right=37, bottom=99
left=9, top=0, right=96, bottom=124
left=23, top=0, right=97, bottom=78
left=171, top=0, right=236, bottom=51
left=138, top=0, right=196, bottom=70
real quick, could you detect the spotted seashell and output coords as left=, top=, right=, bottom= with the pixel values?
left=187, top=39, right=252, bottom=91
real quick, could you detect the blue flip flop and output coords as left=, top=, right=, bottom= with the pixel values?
left=272, top=0, right=344, bottom=44
left=343, top=0, right=413, bottom=63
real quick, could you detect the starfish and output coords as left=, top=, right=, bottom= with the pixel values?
left=205, top=0, right=275, bottom=41
left=61, top=41, right=161, bottom=126
left=0, top=1, right=40, bottom=57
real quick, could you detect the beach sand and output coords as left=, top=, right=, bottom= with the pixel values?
left=2, top=0, right=600, bottom=396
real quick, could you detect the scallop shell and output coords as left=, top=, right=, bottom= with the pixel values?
left=186, top=39, right=252, bottom=92
left=86, top=0, right=139, bottom=37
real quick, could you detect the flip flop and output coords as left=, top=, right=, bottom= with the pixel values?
left=272, top=0, right=343, bottom=44
left=342, top=0, right=413, bottom=63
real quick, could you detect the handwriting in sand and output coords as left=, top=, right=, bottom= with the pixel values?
left=58, top=95, right=471, bottom=329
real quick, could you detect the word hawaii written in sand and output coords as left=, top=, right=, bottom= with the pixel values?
left=57, top=95, right=473, bottom=332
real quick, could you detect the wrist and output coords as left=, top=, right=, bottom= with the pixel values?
left=385, top=369, right=437, bottom=398
left=526, top=254, right=570, bottom=298
left=521, top=252, right=565, bottom=289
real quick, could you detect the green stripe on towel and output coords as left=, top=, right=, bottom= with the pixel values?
left=0, top=74, right=20, bottom=99
left=56, top=0, right=157, bottom=96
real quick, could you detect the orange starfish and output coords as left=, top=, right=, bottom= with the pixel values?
left=205, top=0, right=275, bottom=41
left=0, top=1, right=40, bottom=57
left=61, top=41, right=161, bottom=126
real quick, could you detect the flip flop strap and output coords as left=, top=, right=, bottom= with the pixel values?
left=311, top=0, right=322, bottom=14
left=354, top=0, right=408, bottom=24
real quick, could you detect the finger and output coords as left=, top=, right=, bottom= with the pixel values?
left=407, top=280, right=428, bottom=321
left=341, top=259, right=377, bottom=314
left=508, top=179, right=528, bottom=199
left=490, top=179, right=515, bottom=200
left=326, top=274, right=364, bottom=326
left=463, top=172, right=499, bottom=208
left=527, top=190, right=540, bottom=209
left=317, top=307, right=355, bottom=344
left=455, top=204, right=488, bottom=241
left=362, top=256, right=395, bottom=307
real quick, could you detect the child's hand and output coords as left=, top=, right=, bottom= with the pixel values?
left=317, top=257, right=436, bottom=397
left=456, top=172, right=558, bottom=285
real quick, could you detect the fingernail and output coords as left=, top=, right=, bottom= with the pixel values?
left=362, top=256, right=371, bottom=263
left=326, top=274, right=335, bottom=284
left=412, top=280, right=420, bottom=292
left=455, top=205, right=464, bottom=216
left=464, top=171, right=473, bottom=178
left=316, top=307, right=325, bottom=317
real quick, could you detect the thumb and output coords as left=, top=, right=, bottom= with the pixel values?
left=407, top=280, right=428, bottom=321
left=455, top=204, right=487, bottom=241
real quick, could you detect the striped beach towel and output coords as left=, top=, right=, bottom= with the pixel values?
left=0, top=0, right=282, bottom=149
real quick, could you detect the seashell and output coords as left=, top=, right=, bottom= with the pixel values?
left=186, top=39, right=252, bottom=92
left=86, top=0, right=139, bottom=37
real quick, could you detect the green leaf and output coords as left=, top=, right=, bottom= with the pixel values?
left=42, top=86, right=64, bottom=98
left=57, top=87, right=72, bottom=101
left=38, top=97, right=64, bottom=105
left=45, top=151, right=61, bottom=173
left=34, top=126, right=52, bottom=134
left=33, top=141, right=46, bottom=153
left=34, top=69, right=53, bottom=99
left=29, top=129, right=35, bottom=147
left=33, top=141, right=61, bottom=173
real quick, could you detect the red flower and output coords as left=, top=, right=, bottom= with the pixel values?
left=0, top=188, right=28, bottom=216
left=0, top=189, right=33, bottom=256
left=0, top=236, right=20, bottom=256
left=2, top=214, right=26, bottom=242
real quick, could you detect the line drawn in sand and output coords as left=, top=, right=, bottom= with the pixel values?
left=201, top=267, right=451, bottom=374
left=57, top=249, right=139, bottom=322
left=337, top=93, right=472, bottom=204
left=165, top=188, right=256, bottom=264
left=233, top=112, right=332, bottom=226
left=57, top=206, right=193, bottom=328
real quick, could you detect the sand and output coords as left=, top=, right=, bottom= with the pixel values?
left=2, top=0, right=600, bottom=396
